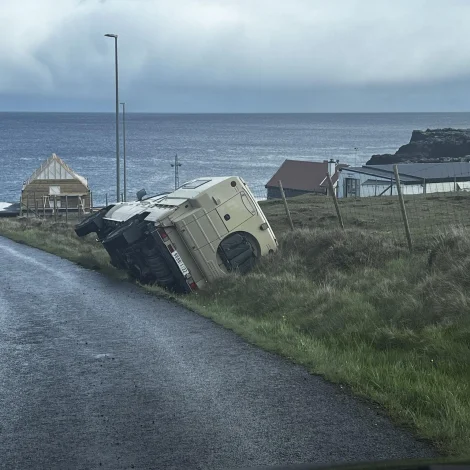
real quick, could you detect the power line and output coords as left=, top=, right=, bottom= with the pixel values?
left=170, top=154, right=182, bottom=190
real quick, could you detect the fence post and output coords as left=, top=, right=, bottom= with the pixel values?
left=43, top=196, right=46, bottom=218
left=35, top=200, right=38, bottom=218
left=278, top=180, right=294, bottom=231
left=20, top=195, right=23, bottom=217
left=393, top=165, right=413, bottom=252
left=454, top=176, right=457, bottom=192
left=326, top=173, right=344, bottom=230
left=54, top=196, right=57, bottom=222
left=33, top=191, right=36, bottom=216
left=90, top=191, right=93, bottom=213
left=423, top=178, right=426, bottom=195
left=65, top=195, right=68, bottom=223
left=26, top=194, right=29, bottom=218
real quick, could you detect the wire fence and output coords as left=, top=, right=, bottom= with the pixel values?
left=18, top=193, right=89, bottom=223
left=16, top=163, right=470, bottom=250
left=257, top=163, right=470, bottom=249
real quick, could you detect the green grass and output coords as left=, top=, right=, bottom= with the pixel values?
left=0, top=218, right=124, bottom=279
left=1, top=195, right=470, bottom=457
left=186, top=228, right=470, bottom=456
left=261, top=191, right=470, bottom=248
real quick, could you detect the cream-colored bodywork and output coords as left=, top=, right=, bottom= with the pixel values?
left=103, top=177, right=277, bottom=288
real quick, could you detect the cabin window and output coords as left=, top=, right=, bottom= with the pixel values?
left=49, top=186, right=61, bottom=195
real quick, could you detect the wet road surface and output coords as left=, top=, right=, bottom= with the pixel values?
left=0, top=236, right=434, bottom=469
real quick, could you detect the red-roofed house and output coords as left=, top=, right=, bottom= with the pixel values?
left=265, top=159, right=347, bottom=199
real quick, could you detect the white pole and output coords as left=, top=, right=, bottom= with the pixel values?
left=121, top=102, right=127, bottom=202
left=105, top=33, right=120, bottom=202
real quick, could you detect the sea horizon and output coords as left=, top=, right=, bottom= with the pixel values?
left=2, top=110, right=470, bottom=115
left=2, top=111, right=470, bottom=204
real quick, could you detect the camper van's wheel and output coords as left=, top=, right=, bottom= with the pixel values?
left=127, top=263, right=151, bottom=282
left=105, top=247, right=127, bottom=270
left=74, top=210, right=104, bottom=237
left=110, top=255, right=123, bottom=269
left=146, top=254, right=175, bottom=287
left=234, top=252, right=256, bottom=274
left=218, top=233, right=257, bottom=274
left=102, top=219, right=146, bottom=250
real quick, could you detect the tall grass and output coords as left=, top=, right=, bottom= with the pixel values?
left=1, top=217, right=469, bottom=456
left=188, top=228, right=470, bottom=456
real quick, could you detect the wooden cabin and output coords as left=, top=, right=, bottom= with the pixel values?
left=21, top=153, right=91, bottom=214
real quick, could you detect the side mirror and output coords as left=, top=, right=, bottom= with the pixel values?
left=136, top=189, right=147, bottom=201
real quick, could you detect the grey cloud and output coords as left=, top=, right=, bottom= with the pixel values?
left=2, top=0, right=470, bottom=111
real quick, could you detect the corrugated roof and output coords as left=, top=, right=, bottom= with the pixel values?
left=23, top=153, right=88, bottom=189
left=344, top=162, right=470, bottom=182
left=265, top=160, right=347, bottom=191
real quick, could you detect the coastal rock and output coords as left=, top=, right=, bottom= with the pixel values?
left=366, top=128, right=470, bottom=165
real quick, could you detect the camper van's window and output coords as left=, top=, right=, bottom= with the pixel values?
left=181, top=179, right=211, bottom=189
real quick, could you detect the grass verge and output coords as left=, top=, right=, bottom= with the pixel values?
left=1, top=215, right=469, bottom=457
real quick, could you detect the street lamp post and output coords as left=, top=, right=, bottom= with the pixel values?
left=121, top=102, right=127, bottom=202
left=105, top=33, right=120, bottom=202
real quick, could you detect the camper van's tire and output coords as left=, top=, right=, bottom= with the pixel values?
left=74, top=211, right=104, bottom=237
left=146, top=254, right=175, bottom=287
left=237, top=255, right=256, bottom=274
left=218, top=233, right=256, bottom=273
left=109, top=253, right=125, bottom=270
left=102, top=219, right=146, bottom=250
left=127, top=262, right=151, bottom=283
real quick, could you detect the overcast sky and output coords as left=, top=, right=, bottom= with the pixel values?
left=2, top=0, right=470, bottom=112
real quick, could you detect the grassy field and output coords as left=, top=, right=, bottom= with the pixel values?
left=1, top=192, right=469, bottom=457
left=261, top=191, right=470, bottom=248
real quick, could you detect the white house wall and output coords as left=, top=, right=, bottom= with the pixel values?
left=337, top=171, right=393, bottom=198
left=360, top=184, right=398, bottom=197
left=338, top=171, right=470, bottom=198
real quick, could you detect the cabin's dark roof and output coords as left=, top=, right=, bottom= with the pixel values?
left=342, top=162, right=470, bottom=182
left=265, top=160, right=347, bottom=191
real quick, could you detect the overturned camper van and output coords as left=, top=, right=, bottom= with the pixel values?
left=75, top=177, right=278, bottom=293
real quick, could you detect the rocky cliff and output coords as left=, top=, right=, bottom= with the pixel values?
left=366, top=128, right=470, bottom=165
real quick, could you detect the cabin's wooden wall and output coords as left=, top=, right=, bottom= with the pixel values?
left=21, top=179, right=91, bottom=210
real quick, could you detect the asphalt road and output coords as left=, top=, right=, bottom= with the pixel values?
left=0, top=236, right=434, bottom=470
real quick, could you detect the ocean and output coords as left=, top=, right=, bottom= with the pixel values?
left=1, top=112, right=470, bottom=204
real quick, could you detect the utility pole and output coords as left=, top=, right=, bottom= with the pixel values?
left=171, top=154, right=182, bottom=190
left=354, top=147, right=358, bottom=167
left=120, top=102, right=127, bottom=202
left=104, top=33, right=120, bottom=202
